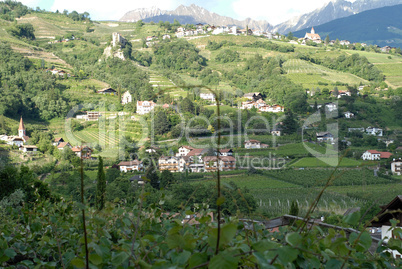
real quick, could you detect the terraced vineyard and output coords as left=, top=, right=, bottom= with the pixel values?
left=283, top=59, right=368, bottom=90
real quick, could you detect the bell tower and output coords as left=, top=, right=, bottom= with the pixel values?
left=18, top=116, right=26, bottom=137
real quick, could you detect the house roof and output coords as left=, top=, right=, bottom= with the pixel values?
left=244, top=92, right=261, bottom=97
left=137, top=101, right=155, bottom=106
left=118, top=160, right=142, bottom=166
left=316, top=132, right=333, bottom=137
left=129, top=175, right=145, bottom=182
left=72, top=146, right=92, bottom=152
left=54, top=137, right=64, bottom=142
left=220, top=149, right=233, bottom=153
left=371, top=195, right=402, bottom=227
left=22, top=145, right=38, bottom=149
left=380, top=152, right=393, bottom=159
left=181, top=145, right=195, bottom=150
left=244, top=139, right=260, bottom=144
left=204, top=156, right=235, bottom=162
left=57, top=142, right=70, bottom=148
left=19, top=117, right=25, bottom=131
left=366, top=150, right=381, bottom=154
left=12, top=137, right=24, bottom=141
left=97, top=87, right=117, bottom=93
left=187, top=148, right=205, bottom=156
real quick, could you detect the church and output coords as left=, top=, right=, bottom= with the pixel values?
left=0, top=117, right=30, bottom=147
left=304, top=27, right=321, bottom=43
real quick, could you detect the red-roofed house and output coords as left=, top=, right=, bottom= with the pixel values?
left=57, top=142, right=72, bottom=150
left=176, top=145, right=195, bottom=156
left=137, top=101, right=156, bottom=115
left=53, top=137, right=65, bottom=146
left=361, top=150, right=392, bottom=160
left=118, top=160, right=143, bottom=172
left=304, top=27, right=321, bottom=43
left=72, top=146, right=92, bottom=159
left=204, top=156, right=236, bottom=171
left=244, top=140, right=268, bottom=149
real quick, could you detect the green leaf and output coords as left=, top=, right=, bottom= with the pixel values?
left=358, top=231, right=372, bottom=251
left=166, top=234, right=185, bottom=249
left=70, top=258, right=85, bottom=268
left=4, top=248, right=16, bottom=258
left=252, top=240, right=279, bottom=252
left=221, top=223, right=237, bottom=246
left=253, top=252, right=276, bottom=269
left=111, top=252, right=129, bottom=266
left=175, top=250, right=191, bottom=265
left=209, top=252, right=239, bottom=269
left=342, top=211, right=360, bottom=226
left=325, top=259, right=343, bottom=269
left=277, top=246, right=298, bottom=263
left=89, top=253, right=102, bottom=266
left=216, top=196, right=225, bottom=206
left=188, top=253, right=208, bottom=268
left=286, top=232, right=302, bottom=246
left=138, top=259, right=152, bottom=269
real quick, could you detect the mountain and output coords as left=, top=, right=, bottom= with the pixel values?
left=292, top=4, right=402, bottom=48
left=274, top=0, right=402, bottom=34
left=120, top=4, right=273, bottom=32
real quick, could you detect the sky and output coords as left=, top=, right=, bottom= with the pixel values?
left=16, top=0, right=339, bottom=25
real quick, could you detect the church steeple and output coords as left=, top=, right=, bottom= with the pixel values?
left=311, top=27, right=315, bottom=34
left=18, top=116, right=26, bottom=137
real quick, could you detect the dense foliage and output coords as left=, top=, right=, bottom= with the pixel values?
left=153, top=39, right=206, bottom=71
left=7, top=23, right=35, bottom=40
left=243, top=40, right=295, bottom=53
left=298, top=53, right=384, bottom=82
left=0, top=0, right=29, bottom=21
left=0, top=43, right=69, bottom=120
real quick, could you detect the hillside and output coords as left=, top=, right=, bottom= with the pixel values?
left=293, top=4, right=402, bottom=48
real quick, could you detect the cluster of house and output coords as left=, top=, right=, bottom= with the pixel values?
left=240, top=92, right=285, bottom=113
left=0, top=117, right=36, bottom=153
left=53, top=137, right=93, bottom=159
left=47, top=35, right=76, bottom=44
left=361, top=150, right=393, bottom=161
left=348, top=127, right=383, bottom=137
left=118, top=146, right=236, bottom=173
left=45, top=68, right=71, bottom=77
left=0, top=117, right=93, bottom=158
left=174, top=23, right=277, bottom=39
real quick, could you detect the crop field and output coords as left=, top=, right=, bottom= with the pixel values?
left=291, top=157, right=362, bottom=167
left=374, top=63, right=402, bottom=88
left=263, top=169, right=398, bottom=187
left=283, top=59, right=368, bottom=89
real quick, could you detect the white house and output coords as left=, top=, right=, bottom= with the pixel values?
left=244, top=140, right=268, bottom=149
left=391, top=159, right=402, bottom=175
left=176, top=146, right=195, bottom=157
left=366, top=127, right=383, bottom=136
left=118, top=160, right=143, bottom=172
left=344, top=111, right=355, bottom=118
left=219, top=149, right=233, bottom=156
left=316, top=132, right=334, bottom=143
left=137, top=101, right=156, bottom=115
left=259, top=104, right=284, bottom=113
left=158, top=156, right=180, bottom=172
left=121, top=91, right=132, bottom=105
left=8, top=137, right=24, bottom=147
left=204, top=156, right=236, bottom=171
left=19, top=145, right=38, bottom=153
left=361, top=150, right=381, bottom=160
left=57, top=142, right=72, bottom=151
left=200, top=93, right=216, bottom=102
left=325, top=102, right=337, bottom=112
left=371, top=196, right=402, bottom=259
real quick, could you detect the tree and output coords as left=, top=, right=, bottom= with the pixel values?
left=180, top=97, right=194, bottom=114
left=282, top=109, right=298, bottom=135
left=160, top=170, right=175, bottom=189
left=289, top=200, right=299, bottom=216
left=325, top=35, right=329, bottom=45
left=96, top=157, right=106, bottom=210
left=154, top=110, right=170, bottom=135
left=145, top=164, right=159, bottom=190
left=287, top=32, right=294, bottom=40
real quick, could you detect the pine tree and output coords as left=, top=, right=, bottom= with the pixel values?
left=289, top=200, right=299, bottom=216
left=96, top=156, right=106, bottom=210
left=154, top=110, right=170, bottom=135
left=145, top=163, right=159, bottom=190
left=282, top=109, right=298, bottom=135
left=325, top=35, right=330, bottom=45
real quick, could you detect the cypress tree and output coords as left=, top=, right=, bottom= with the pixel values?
left=96, top=156, right=106, bottom=210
